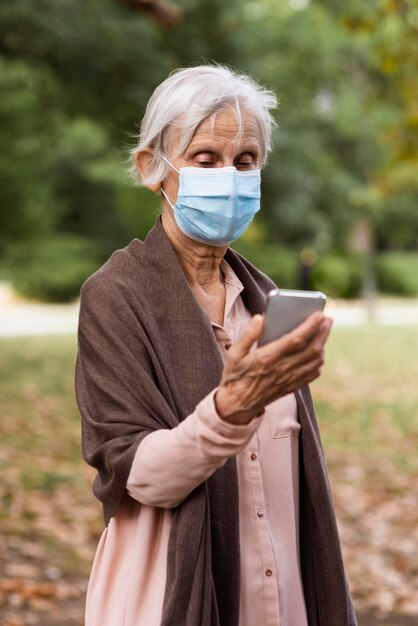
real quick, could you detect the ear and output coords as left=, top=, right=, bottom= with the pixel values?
left=135, top=149, right=161, bottom=192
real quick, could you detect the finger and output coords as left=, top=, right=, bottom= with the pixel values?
left=229, top=314, right=264, bottom=360
left=320, top=316, right=333, bottom=341
left=284, top=316, right=333, bottom=368
left=258, top=351, right=326, bottom=406
left=312, top=317, right=333, bottom=350
left=274, top=311, right=326, bottom=356
left=284, top=353, right=325, bottom=389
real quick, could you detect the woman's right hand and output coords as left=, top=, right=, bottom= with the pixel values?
left=214, top=312, right=333, bottom=425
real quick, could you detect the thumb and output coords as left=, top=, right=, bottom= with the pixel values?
left=230, top=314, right=264, bottom=359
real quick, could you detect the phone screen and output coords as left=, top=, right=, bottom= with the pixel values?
left=259, top=289, right=326, bottom=346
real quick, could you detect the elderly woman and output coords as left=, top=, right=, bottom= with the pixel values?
left=75, top=65, right=357, bottom=626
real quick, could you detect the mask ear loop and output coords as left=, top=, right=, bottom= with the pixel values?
left=160, top=187, right=175, bottom=209
left=159, top=152, right=180, bottom=174
left=158, top=152, right=179, bottom=208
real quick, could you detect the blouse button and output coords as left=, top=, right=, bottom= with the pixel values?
left=250, top=453, right=257, bottom=461
left=265, top=569, right=273, bottom=577
left=256, top=509, right=265, bottom=518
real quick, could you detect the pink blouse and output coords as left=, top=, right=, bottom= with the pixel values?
left=85, top=260, right=308, bottom=626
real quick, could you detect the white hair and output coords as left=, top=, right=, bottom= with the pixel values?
left=128, top=64, right=278, bottom=186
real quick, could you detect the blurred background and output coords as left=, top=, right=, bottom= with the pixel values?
left=0, top=0, right=417, bottom=624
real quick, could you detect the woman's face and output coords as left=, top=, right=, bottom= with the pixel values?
left=161, top=108, right=261, bottom=210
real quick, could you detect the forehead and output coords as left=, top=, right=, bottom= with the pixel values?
left=195, top=108, right=258, bottom=141
left=171, top=108, right=260, bottom=155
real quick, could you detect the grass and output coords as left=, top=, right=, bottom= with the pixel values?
left=0, top=335, right=98, bottom=576
left=312, top=326, right=418, bottom=619
left=312, top=325, right=418, bottom=473
left=2, top=326, right=416, bottom=472
left=1, top=326, right=418, bottom=623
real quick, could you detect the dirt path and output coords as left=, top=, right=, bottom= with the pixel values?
left=1, top=282, right=417, bottom=337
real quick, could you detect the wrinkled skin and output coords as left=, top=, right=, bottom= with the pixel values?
left=215, top=312, right=332, bottom=425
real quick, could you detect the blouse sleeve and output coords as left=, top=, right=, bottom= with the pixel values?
left=126, top=389, right=262, bottom=508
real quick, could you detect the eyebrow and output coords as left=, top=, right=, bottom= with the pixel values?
left=186, top=141, right=260, bottom=155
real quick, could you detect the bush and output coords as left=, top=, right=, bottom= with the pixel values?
left=232, top=244, right=366, bottom=298
left=232, top=242, right=299, bottom=289
left=310, top=254, right=364, bottom=298
left=5, top=235, right=101, bottom=303
left=310, top=255, right=350, bottom=298
left=376, top=252, right=418, bottom=296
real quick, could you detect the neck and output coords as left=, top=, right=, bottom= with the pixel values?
left=161, top=209, right=227, bottom=288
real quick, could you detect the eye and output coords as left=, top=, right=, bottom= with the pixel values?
left=194, top=152, right=217, bottom=167
left=234, top=152, right=256, bottom=169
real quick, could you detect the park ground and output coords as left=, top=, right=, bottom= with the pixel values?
left=0, top=296, right=417, bottom=625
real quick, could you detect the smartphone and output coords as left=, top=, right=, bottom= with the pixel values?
left=259, top=288, right=326, bottom=346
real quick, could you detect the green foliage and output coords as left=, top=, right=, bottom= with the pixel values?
left=310, top=254, right=363, bottom=298
left=232, top=241, right=299, bottom=289
left=376, top=252, right=418, bottom=297
left=375, top=191, right=418, bottom=250
left=241, top=4, right=363, bottom=246
left=0, top=0, right=169, bottom=134
left=6, top=235, right=101, bottom=302
left=116, top=185, right=162, bottom=242
left=233, top=241, right=368, bottom=299
left=0, top=0, right=417, bottom=301
left=0, top=58, right=59, bottom=254
left=233, top=247, right=418, bottom=300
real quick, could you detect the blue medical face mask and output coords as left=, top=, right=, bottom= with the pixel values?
left=159, top=154, right=261, bottom=247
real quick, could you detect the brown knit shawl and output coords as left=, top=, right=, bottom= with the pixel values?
left=75, top=217, right=357, bottom=626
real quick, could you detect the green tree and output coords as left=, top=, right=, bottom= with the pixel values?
left=0, top=0, right=416, bottom=300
